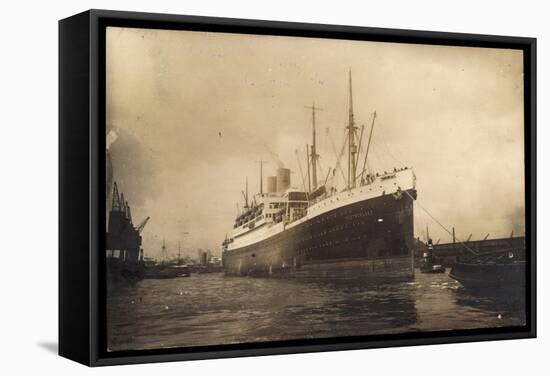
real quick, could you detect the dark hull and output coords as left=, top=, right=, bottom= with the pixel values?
left=420, top=266, right=446, bottom=274
left=223, top=189, right=416, bottom=278
left=106, top=258, right=146, bottom=286
left=449, top=262, right=526, bottom=289
left=144, top=265, right=190, bottom=279
left=419, top=259, right=446, bottom=273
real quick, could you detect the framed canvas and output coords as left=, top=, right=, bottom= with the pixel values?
left=59, top=9, right=536, bottom=366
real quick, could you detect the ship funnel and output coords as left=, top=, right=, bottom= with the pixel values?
left=267, top=176, right=277, bottom=194
left=276, top=168, right=291, bottom=193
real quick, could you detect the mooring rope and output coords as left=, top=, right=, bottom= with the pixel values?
left=403, top=190, right=478, bottom=255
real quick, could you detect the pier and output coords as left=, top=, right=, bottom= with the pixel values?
left=415, top=235, right=526, bottom=267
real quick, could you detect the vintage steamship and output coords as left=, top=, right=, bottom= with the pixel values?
left=222, top=72, right=417, bottom=278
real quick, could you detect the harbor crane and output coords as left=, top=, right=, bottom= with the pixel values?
left=135, top=216, right=150, bottom=234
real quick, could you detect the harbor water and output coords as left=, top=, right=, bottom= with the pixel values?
left=107, top=271, right=526, bottom=351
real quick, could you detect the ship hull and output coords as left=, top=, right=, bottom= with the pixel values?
left=449, top=261, right=526, bottom=289
left=223, top=189, right=416, bottom=279
left=106, top=258, right=146, bottom=286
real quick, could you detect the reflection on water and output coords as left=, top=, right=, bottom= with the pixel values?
left=107, top=270, right=526, bottom=351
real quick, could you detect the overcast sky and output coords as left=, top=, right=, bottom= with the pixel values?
left=106, top=27, right=525, bottom=259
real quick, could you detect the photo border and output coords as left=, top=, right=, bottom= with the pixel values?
left=62, top=9, right=536, bottom=366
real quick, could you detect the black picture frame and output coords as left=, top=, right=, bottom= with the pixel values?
left=59, top=9, right=537, bottom=367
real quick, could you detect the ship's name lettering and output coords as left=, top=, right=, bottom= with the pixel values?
left=346, top=209, right=374, bottom=220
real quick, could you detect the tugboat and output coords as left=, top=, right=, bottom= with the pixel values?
left=419, top=237, right=446, bottom=274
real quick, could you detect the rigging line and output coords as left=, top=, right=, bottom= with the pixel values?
left=354, top=123, right=366, bottom=170
left=371, top=142, right=393, bottom=172
left=323, top=166, right=332, bottom=186
left=382, top=139, right=405, bottom=167
left=358, top=111, right=377, bottom=182
left=337, top=131, right=348, bottom=187
left=295, top=149, right=310, bottom=201
left=317, top=157, right=325, bottom=183
left=374, top=119, right=407, bottom=168
left=402, top=190, right=478, bottom=255
left=355, top=112, right=372, bottom=170
left=316, top=141, right=325, bottom=178
left=328, top=129, right=348, bottom=185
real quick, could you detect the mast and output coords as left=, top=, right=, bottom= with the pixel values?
left=241, top=177, right=249, bottom=209
left=258, top=160, right=264, bottom=195
left=306, top=144, right=311, bottom=192
left=260, top=161, right=263, bottom=195
left=305, top=103, right=320, bottom=190
left=161, top=239, right=167, bottom=262
left=295, top=148, right=309, bottom=200
left=347, top=70, right=358, bottom=189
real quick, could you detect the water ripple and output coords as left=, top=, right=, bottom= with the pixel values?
left=107, top=271, right=526, bottom=351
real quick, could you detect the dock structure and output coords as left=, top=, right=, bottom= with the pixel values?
left=415, top=235, right=526, bottom=267
left=106, top=182, right=149, bottom=262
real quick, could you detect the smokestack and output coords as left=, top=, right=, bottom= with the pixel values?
left=276, top=168, right=291, bottom=192
left=267, top=176, right=277, bottom=193
left=452, top=227, right=456, bottom=244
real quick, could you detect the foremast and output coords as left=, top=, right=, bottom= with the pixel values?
left=306, top=103, right=320, bottom=191
left=347, top=70, right=359, bottom=190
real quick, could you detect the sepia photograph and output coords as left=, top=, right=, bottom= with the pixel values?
left=104, top=26, right=526, bottom=352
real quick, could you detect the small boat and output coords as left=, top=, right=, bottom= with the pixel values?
left=419, top=239, right=446, bottom=274
left=172, top=264, right=191, bottom=277
left=144, top=240, right=191, bottom=279
left=449, top=248, right=525, bottom=289
left=145, top=263, right=190, bottom=279
left=420, top=263, right=446, bottom=274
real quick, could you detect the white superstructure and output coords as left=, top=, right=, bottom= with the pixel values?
left=225, top=168, right=415, bottom=251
